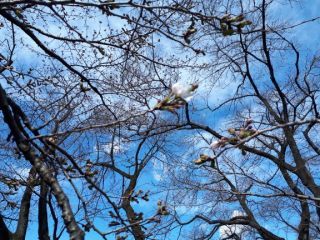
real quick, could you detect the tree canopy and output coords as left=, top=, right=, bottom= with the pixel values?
left=0, top=0, right=320, bottom=240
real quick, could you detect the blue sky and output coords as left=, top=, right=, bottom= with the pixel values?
left=1, top=0, right=320, bottom=239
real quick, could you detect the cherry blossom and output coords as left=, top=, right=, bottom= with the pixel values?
left=171, top=82, right=198, bottom=101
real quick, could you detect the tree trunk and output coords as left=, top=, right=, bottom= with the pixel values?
left=38, top=181, right=50, bottom=240
left=0, top=214, right=11, bottom=240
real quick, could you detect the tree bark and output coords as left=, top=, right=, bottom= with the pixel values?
left=38, top=181, right=50, bottom=240
left=122, top=178, right=145, bottom=240
left=12, top=186, right=33, bottom=240
left=0, top=214, right=11, bottom=240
